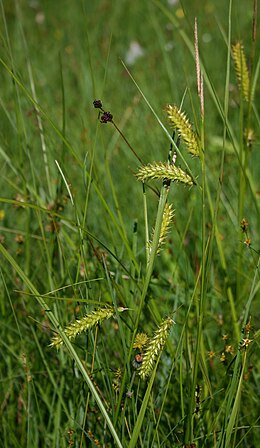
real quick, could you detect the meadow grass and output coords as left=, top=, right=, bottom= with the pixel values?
left=0, top=0, right=260, bottom=447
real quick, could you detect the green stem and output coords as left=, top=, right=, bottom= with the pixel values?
left=143, top=183, right=150, bottom=265
left=114, top=184, right=169, bottom=426
left=185, top=148, right=206, bottom=444
left=132, top=184, right=169, bottom=344
left=128, top=358, right=160, bottom=447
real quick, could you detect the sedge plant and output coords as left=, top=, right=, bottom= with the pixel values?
left=0, top=1, right=259, bottom=447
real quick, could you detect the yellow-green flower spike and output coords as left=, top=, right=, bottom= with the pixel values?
left=133, top=333, right=149, bottom=350
left=138, top=317, right=175, bottom=379
left=148, top=203, right=175, bottom=256
left=232, top=42, right=250, bottom=102
left=166, top=105, right=200, bottom=157
left=50, top=306, right=127, bottom=349
left=136, top=162, right=194, bottom=186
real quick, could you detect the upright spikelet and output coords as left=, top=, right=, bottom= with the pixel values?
left=135, top=162, right=194, bottom=186
left=166, top=105, right=200, bottom=157
left=148, top=203, right=175, bottom=256
left=138, top=316, right=175, bottom=379
left=50, top=306, right=126, bottom=349
left=232, top=42, right=250, bottom=102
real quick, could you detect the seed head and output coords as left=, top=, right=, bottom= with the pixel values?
left=225, top=345, right=234, bottom=354
left=93, top=99, right=103, bottom=109
left=148, top=203, right=175, bottom=257
left=220, top=352, right=226, bottom=362
left=50, top=306, right=126, bottom=349
left=232, top=42, right=250, bottom=102
left=241, top=338, right=253, bottom=349
left=208, top=351, right=215, bottom=359
left=100, top=111, right=113, bottom=123
left=240, top=218, right=249, bottom=233
left=135, top=162, right=194, bottom=186
left=133, top=333, right=149, bottom=350
left=138, top=316, right=175, bottom=379
left=166, top=105, right=200, bottom=157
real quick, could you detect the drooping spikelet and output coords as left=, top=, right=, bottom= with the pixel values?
left=50, top=306, right=125, bottom=349
left=166, top=105, right=200, bottom=157
left=148, top=203, right=175, bottom=256
left=138, top=316, right=175, bottom=380
left=135, top=162, right=194, bottom=186
left=232, top=42, right=250, bottom=102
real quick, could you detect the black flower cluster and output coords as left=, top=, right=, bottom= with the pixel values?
left=93, top=99, right=102, bottom=109
left=100, top=111, right=113, bottom=123
left=93, top=99, right=113, bottom=124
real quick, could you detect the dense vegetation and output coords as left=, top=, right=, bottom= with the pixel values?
left=0, top=1, right=259, bottom=447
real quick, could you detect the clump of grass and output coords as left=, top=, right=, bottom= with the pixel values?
left=0, top=2, right=259, bottom=448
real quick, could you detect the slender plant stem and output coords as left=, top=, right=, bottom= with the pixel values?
left=132, top=184, right=169, bottom=344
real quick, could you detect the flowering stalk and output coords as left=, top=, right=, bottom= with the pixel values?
left=50, top=306, right=126, bottom=349
left=93, top=99, right=143, bottom=163
left=138, top=317, right=175, bottom=380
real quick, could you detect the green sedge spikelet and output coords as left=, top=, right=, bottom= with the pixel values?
left=50, top=306, right=126, bottom=349
left=138, top=317, right=175, bottom=380
left=133, top=333, right=149, bottom=350
left=166, top=105, right=200, bottom=157
left=232, top=42, right=250, bottom=102
left=156, top=203, right=174, bottom=253
left=112, top=367, right=123, bottom=393
left=148, top=203, right=175, bottom=256
left=135, top=162, right=194, bottom=186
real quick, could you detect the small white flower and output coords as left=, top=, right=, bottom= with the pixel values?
left=125, top=41, right=144, bottom=65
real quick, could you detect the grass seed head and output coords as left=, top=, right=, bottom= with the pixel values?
left=148, top=203, right=175, bottom=256
left=50, top=306, right=124, bottom=349
left=138, top=317, right=175, bottom=379
left=232, top=42, right=250, bottom=102
left=136, top=162, right=194, bottom=186
left=166, top=105, right=200, bottom=157
left=133, top=333, right=149, bottom=350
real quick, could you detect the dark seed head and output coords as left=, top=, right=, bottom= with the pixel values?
left=240, top=218, right=249, bottom=233
left=100, top=111, right=113, bottom=123
left=93, top=99, right=103, bottom=109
